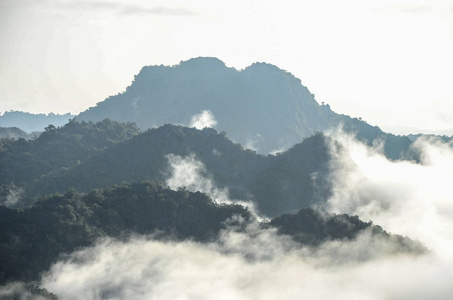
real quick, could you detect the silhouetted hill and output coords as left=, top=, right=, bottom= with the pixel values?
left=77, top=57, right=413, bottom=159
left=0, top=111, right=74, bottom=133
left=21, top=124, right=334, bottom=216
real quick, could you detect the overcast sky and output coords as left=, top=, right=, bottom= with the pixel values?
left=1, top=0, right=453, bottom=134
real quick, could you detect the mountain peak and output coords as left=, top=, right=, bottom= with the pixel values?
left=178, top=57, right=227, bottom=68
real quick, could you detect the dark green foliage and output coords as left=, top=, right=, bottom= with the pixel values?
left=269, top=207, right=426, bottom=254
left=0, top=119, right=140, bottom=191
left=269, top=208, right=374, bottom=245
left=249, top=132, right=335, bottom=216
left=23, top=125, right=333, bottom=216
left=0, top=181, right=251, bottom=284
left=0, top=182, right=425, bottom=286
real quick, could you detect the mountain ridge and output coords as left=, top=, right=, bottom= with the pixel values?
left=76, top=57, right=413, bottom=159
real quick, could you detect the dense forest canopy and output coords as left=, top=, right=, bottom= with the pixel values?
left=0, top=181, right=425, bottom=286
left=1, top=121, right=335, bottom=216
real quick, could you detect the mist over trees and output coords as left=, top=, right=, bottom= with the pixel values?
left=0, top=181, right=424, bottom=286
left=1, top=121, right=335, bottom=216
left=0, top=127, right=39, bottom=140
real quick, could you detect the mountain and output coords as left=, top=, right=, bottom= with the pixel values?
left=0, top=127, right=39, bottom=140
left=0, top=111, right=75, bottom=133
left=0, top=119, right=140, bottom=207
left=76, top=57, right=413, bottom=159
left=11, top=123, right=335, bottom=216
left=407, top=133, right=453, bottom=144
left=0, top=181, right=424, bottom=285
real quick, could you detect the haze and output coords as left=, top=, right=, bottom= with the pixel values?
left=1, top=0, right=453, bottom=134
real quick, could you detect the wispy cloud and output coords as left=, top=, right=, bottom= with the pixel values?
left=189, top=110, right=217, bottom=130
left=375, top=4, right=431, bottom=14
left=119, top=5, right=197, bottom=17
left=31, top=0, right=197, bottom=17
left=165, top=154, right=263, bottom=218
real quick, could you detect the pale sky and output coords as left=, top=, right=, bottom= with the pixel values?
left=1, top=0, right=453, bottom=135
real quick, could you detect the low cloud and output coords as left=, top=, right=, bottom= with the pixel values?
left=34, top=0, right=197, bottom=17
left=165, top=154, right=263, bottom=218
left=40, top=221, right=451, bottom=300
left=244, top=133, right=263, bottom=152
left=119, top=5, right=197, bottom=16
left=25, top=131, right=453, bottom=299
left=0, top=282, right=53, bottom=300
left=375, top=4, right=432, bottom=14
left=189, top=110, right=217, bottom=130
left=326, top=133, right=453, bottom=259
left=1, top=185, right=24, bottom=208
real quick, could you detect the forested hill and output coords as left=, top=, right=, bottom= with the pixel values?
left=0, top=111, right=74, bottom=133
left=0, top=119, right=139, bottom=197
left=12, top=123, right=335, bottom=217
left=76, top=57, right=413, bottom=159
left=0, top=181, right=425, bottom=285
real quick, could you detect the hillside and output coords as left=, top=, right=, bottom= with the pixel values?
left=0, top=181, right=424, bottom=285
left=0, top=119, right=139, bottom=191
left=77, top=57, right=413, bottom=159
left=12, top=123, right=335, bottom=216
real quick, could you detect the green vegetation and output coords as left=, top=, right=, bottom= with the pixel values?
left=269, top=208, right=426, bottom=254
left=0, top=181, right=424, bottom=286
left=8, top=123, right=333, bottom=216
left=0, top=181, right=251, bottom=284
left=0, top=127, right=39, bottom=140
left=0, top=119, right=140, bottom=207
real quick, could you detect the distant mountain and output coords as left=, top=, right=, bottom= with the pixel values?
left=407, top=133, right=453, bottom=143
left=14, top=123, right=335, bottom=216
left=0, top=127, right=39, bottom=140
left=77, top=57, right=413, bottom=159
left=0, top=111, right=74, bottom=133
left=381, top=124, right=453, bottom=136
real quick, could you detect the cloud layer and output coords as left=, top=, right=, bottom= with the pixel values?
left=28, top=134, right=453, bottom=299
left=40, top=223, right=451, bottom=300
left=189, top=110, right=217, bottom=130
left=326, top=134, right=453, bottom=258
